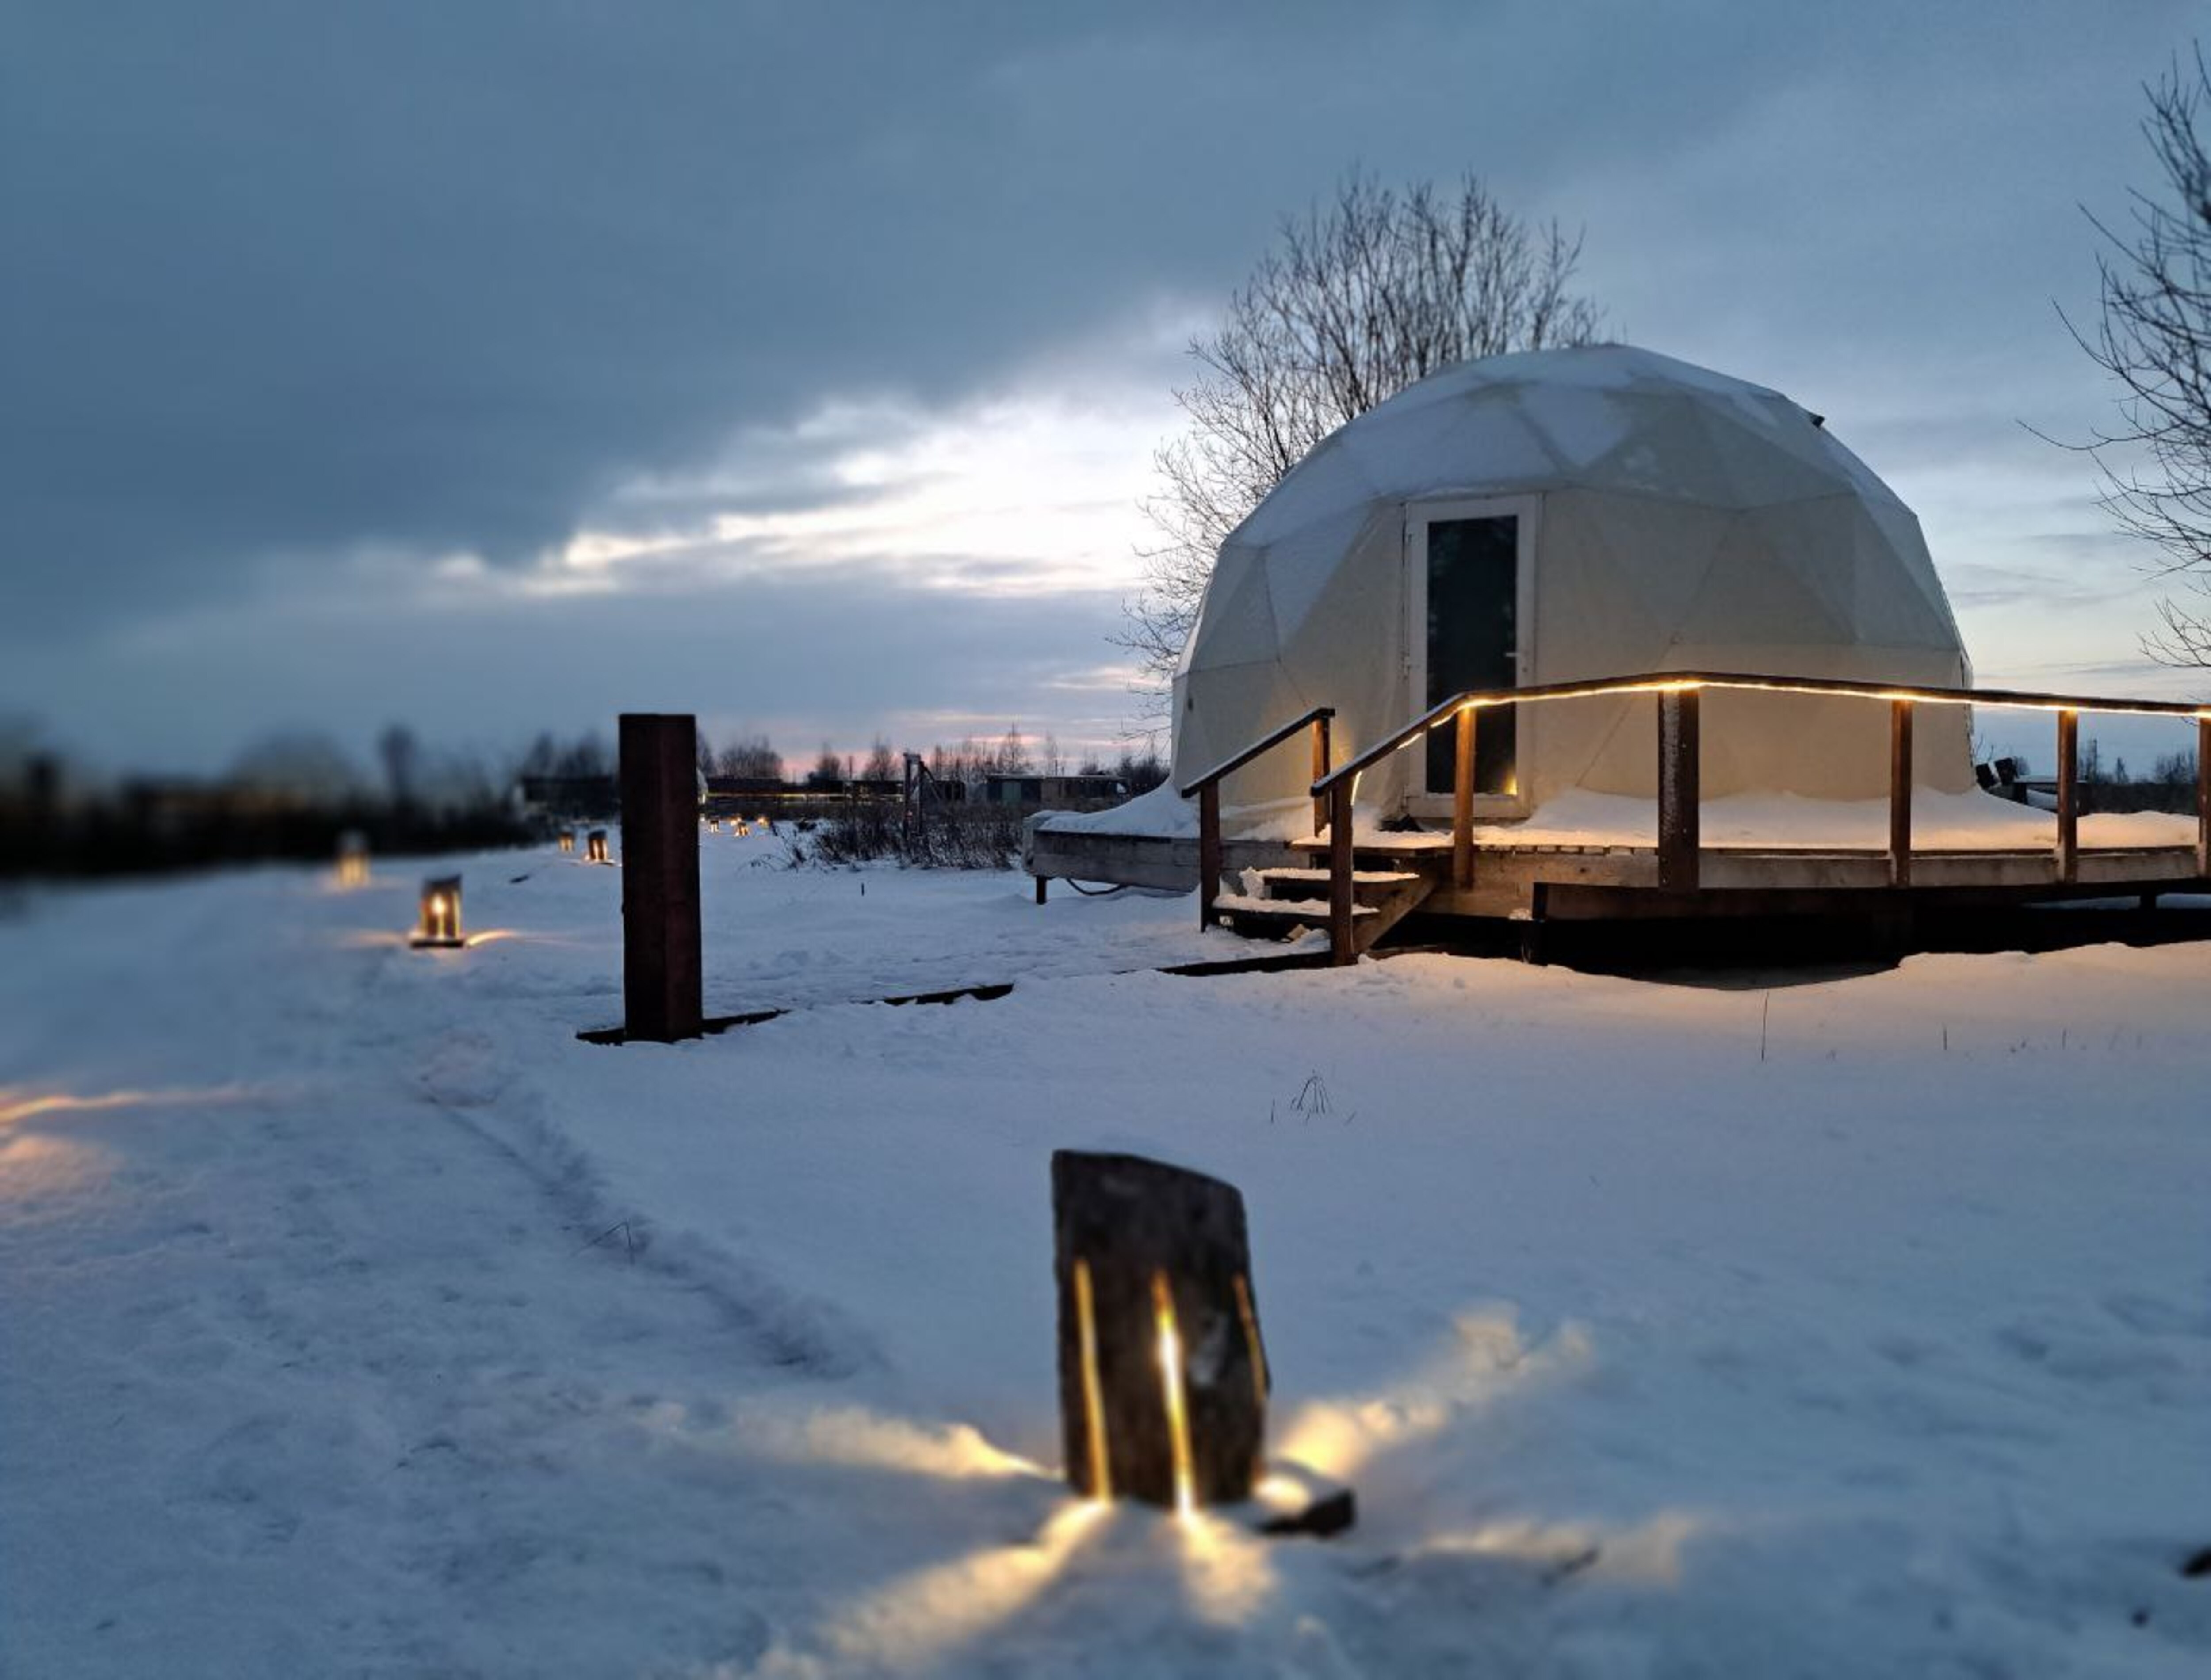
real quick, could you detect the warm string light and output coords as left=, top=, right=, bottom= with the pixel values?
left=1151, top=1271, right=1197, bottom=1520
left=1327, top=672, right=2206, bottom=791
left=1073, top=1259, right=1112, bottom=1502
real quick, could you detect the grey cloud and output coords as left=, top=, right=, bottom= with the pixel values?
left=15, top=558, right=1139, bottom=772
left=4, top=0, right=2203, bottom=764
left=2, top=0, right=1948, bottom=644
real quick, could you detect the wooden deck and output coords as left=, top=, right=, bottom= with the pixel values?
left=1027, top=818, right=2207, bottom=926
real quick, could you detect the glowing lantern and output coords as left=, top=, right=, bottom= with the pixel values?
left=410, top=875, right=464, bottom=949
left=557, top=829, right=576, bottom=855
left=1050, top=1151, right=1267, bottom=1512
left=335, top=829, right=369, bottom=888
left=1050, top=1150, right=1353, bottom=1535
left=586, top=829, right=611, bottom=865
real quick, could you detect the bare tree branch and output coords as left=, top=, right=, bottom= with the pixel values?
left=1113, top=170, right=1601, bottom=718
left=2068, top=46, right=2211, bottom=668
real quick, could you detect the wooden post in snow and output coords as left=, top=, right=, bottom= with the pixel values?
left=1656, top=687, right=1701, bottom=892
left=1452, top=706, right=1477, bottom=892
left=618, top=713, right=704, bottom=1042
left=1888, top=698, right=1914, bottom=888
left=1197, top=781, right=1222, bottom=932
left=2056, top=708, right=2079, bottom=886
left=1328, top=779, right=1356, bottom=965
left=2196, top=715, right=2209, bottom=882
left=1052, top=1150, right=1266, bottom=1509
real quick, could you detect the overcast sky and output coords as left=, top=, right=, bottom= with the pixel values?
left=4, top=0, right=2205, bottom=778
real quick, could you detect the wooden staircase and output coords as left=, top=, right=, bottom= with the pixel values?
left=1207, top=845, right=1442, bottom=956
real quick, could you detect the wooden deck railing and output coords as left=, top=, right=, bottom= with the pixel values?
left=1289, top=671, right=2208, bottom=966
left=1179, top=706, right=1332, bottom=932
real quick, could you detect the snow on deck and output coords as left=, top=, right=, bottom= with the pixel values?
left=1044, top=783, right=2201, bottom=852
left=3, top=840, right=2207, bottom=1676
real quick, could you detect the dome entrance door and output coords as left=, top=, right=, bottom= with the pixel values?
left=1407, top=496, right=1537, bottom=811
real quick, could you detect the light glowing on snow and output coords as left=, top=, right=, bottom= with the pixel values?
left=663, top=1401, right=1050, bottom=1482
left=795, top=1498, right=1108, bottom=1671
left=0, top=1085, right=260, bottom=1130
left=1421, top=1511, right=1703, bottom=1586
left=1278, top=1307, right=1595, bottom=1482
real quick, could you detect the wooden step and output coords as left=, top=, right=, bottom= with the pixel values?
left=1213, top=895, right=1373, bottom=942
left=1285, top=832, right=1453, bottom=858
left=1254, top=867, right=1423, bottom=908
left=1209, top=864, right=1442, bottom=954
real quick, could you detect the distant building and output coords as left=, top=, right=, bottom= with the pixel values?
left=980, top=772, right=1128, bottom=806
left=515, top=774, right=618, bottom=819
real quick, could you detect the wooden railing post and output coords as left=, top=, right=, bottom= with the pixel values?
left=1328, top=780, right=1355, bottom=966
left=1656, top=688, right=1701, bottom=892
left=1452, top=706, right=1476, bottom=892
left=1888, top=698, right=1914, bottom=888
left=2197, top=714, right=2211, bottom=880
left=1311, top=714, right=1331, bottom=835
left=2056, top=708, right=2079, bottom=884
left=1197, top=782, right=1223, bottom=932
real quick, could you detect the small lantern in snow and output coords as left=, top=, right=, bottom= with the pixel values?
left=1050, top=1150, right=1354, bottom=1535
left=335, top=829, right=369, bottom=889
left=586, top=829, right=611, bottom=865
left=557, top=829, right=575, bottom=855
left=410, top=875, right=465, bottom=949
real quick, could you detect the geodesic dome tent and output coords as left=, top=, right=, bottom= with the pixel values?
left=1171, top=344, right=1974, bottom=819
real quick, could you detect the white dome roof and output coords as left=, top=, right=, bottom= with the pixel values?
left=1173, top=344, right=1974, bottom=811
left=1233, top=343, right=1913, bottom=547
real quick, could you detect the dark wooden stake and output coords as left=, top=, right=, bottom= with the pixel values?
left=1197, top=781, right=1222, bottom=932
left=1328, top=779, right=1355, bottom=965
left=1657, top=688, right=1701, bottom=892
left=1052, top=1151, right=1266, bottom=1509
left=1034, top=874, right=1048, bottom=905
left=1889, top=698, right=1914, bottom=888
left=618, top=714, right=704, bottom=1042
left=2056, top=708, right=2079, bottom=886
left=1452, top=706, right=1477, bottom=891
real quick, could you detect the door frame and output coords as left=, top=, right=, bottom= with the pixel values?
left=1403, top=494, right=1541, bottom=820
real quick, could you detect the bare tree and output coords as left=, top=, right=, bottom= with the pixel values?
left=227, top=732, right=365, bottom=805
left=992, top=725, right=1033, bottom=775
left=376, top=723, right=418, bottom=809
left=2068, top=47, right=2211, bottom=666
left=715, top=732, right=783, bottom=782
left=1115, top=169, right=1601, bottom=706
left=862, top=737, right=898, bottom=782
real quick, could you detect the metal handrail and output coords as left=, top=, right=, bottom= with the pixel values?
left=1312, top=670, right=2210, bottom=798
left=1178, top=705, right=1335, bottom=795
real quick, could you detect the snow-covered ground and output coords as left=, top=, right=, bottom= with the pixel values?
left=3, top=833, right=2207, bottom=1677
